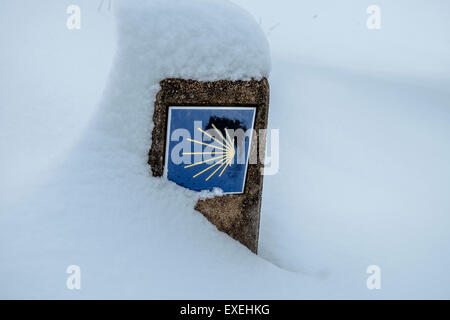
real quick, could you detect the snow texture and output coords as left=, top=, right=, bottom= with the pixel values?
left=1, top=0, right=450, bottom=299
left=1, top=0, right=284, bottom=299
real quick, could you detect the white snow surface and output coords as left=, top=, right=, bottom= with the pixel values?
left=116, top=0, right=271, bottom=81
left=1, top=0, right=285, bottom=299
left=1, top=0, right=450, bottom=299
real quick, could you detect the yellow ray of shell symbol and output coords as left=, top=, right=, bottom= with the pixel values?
left=183, top=125, right=235, bottom=181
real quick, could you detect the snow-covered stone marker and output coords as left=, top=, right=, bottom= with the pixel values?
left=149, top=79, right=269, bottom=253
left=113, top=0, right=270, bottom=253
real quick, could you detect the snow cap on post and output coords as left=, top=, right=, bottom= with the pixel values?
left=116, top=0, right=271, bottom=81
left=111, top=0, right=271, bottom=253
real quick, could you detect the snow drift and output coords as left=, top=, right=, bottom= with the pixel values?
left=1, top=0, right=449, bottom=299
left=0, top=0, right=301, bottom=299
left=95, top=0, right=271, bottom=159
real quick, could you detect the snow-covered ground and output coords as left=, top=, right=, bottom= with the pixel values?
left=1, top=0, right=449, bottom=299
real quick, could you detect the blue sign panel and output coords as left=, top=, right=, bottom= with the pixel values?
left=165, top=106, right=256, bottom=194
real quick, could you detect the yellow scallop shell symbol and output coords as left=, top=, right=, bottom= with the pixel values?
left=182, top=124, right=235, bottom=181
